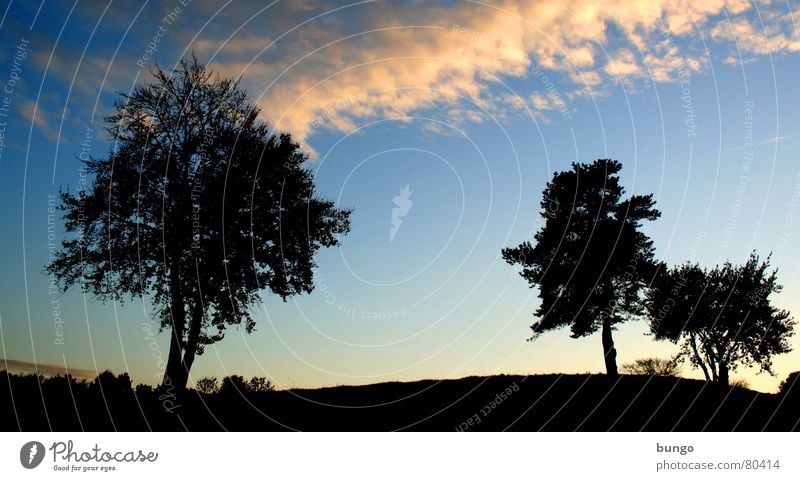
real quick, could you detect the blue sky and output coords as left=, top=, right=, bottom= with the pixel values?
left=1, top=0, right=799, bottom=392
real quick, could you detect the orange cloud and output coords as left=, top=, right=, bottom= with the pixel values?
left=179, top=0, right=799, bottom=153
left=605, top=49, right=643, bottom=78
left=710, top=16, right=800, bottom=56
left=1, top=358, right=98, bottom=380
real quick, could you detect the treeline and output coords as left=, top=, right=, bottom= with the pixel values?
left=0, top=370, right=274, bottom=431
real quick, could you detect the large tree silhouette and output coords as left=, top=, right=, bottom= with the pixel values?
left=46, top=57, right=351, bottom=390
left=502, top=159, right=660, bottom=375
left=648, top=253, right=794, bottom=385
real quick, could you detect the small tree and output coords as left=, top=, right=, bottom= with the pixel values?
left=135, top=384, right=155, bottom=396
left=247, top=376, right=274, bottom=393
left=46, top=57, right=351, bottom=391
left=779, top=371, right=799, bottom=396
left=219, top=375, right=248, bottom=396
left=648, top=253, right=795, bottom=386
left=92, top=371, right=133, bottom=395
left=503, top=159, right=660, bottom=375
left=621, top=357, right=680, bottom=376
left=195, top=377, right=219, bottom=395
left=729, top=379, right=750, bottom=390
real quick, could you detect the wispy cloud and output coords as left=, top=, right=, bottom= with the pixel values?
left=762, top=136, right=785, bottom=145
left=710, top=14, right=800, bottom=57
left=20, top=98, right=61, bottom=142
left=1, top=358, right=98, bottom=379
left=759, top=133, right=800, bottom=148
left=200, top=0, right=800, bottom=152
left=30, top=0, right=800, bottom=154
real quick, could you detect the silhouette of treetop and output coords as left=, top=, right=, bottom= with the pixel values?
left=648, top=253, right=795, bottom=385
left=46, top=56, right=351, bottom=390
left=503, top=159, right=660, bottom=375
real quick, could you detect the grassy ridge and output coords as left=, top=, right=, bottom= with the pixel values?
left=2, top=371, right=798, bottom=431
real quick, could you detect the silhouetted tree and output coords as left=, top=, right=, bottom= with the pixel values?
left=92, top=371, right=133, bottom=395
left=135, top=383, right=155, bottom=396
left=780, top=371, right=799, bottom=396
left=217, top=375, right=274, bottom=396
left=195, top=376, right=219, bottom=395
left=247, top=376, right=274, bottom=393
left=621, top=357, right=680, bottom=376
left=648, top=253, right=795, bottom=386
left=46, top=56, right=351, bottom=391
left=219, top=375, right=248, bottom=396
left=503, top=159, right=660, bottom=375
left=729, top=379, right=750, bottom=389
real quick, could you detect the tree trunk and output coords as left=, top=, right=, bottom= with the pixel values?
left=163, top=318, right=185, bottom=390
left=708, top=358, right=718, bottom=382
left=719, top=364, right=730, bottom=386
left=689, top=334, right=711, bottom=381
left=178, top=301, right=203, bottom=390
left=602, top=318, right=618, bottom=376
left=163, top=264, right=186, bottom=390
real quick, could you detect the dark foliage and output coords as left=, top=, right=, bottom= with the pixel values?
left=620, top=357, right=680, bottom=376
left=218, top=375, right=273, bottom=396
left=45, top=56, right=351, bottom=390
left=194, top=377, right=219, bottom=395
left=502, top=159, right=660, bottom=375
left=647, top=253, right=795, bottom=385
left=779, top=371, right=799, bottom=396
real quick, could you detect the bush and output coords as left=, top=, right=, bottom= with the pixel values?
left=779, top=371, right=799, bottom=396
left=219, top=375, right=247, bottom=396
left=92, top=370, right=133, bottom=394
left=195, top=377, right=219, bottom=395
left=729, top=379, right=750, bottom=389
left=247, top=376, right=274, bottom=393
left=621, top=357, right=680, bottom=376
left=135, top=384, right=154, bottom=395
left=218, top=375, right=274, bottom=396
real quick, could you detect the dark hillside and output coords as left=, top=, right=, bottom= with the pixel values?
left=2, top=371, right=797, bottom=431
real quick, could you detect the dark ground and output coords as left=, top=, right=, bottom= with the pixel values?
left=2, top=371, right=798, bottom=431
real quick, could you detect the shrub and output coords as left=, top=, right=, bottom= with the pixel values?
left=729, top=379, right=750, bottom=389
left=219, top=375, right=247, bottom=396
left=247, top=376, right=274, bottom=393
left=779, top=371, right=799, bottom=396
left=621, top=357, right=681, bottom=376
left=195, top=377, right=219, bottom=395
left=135, top=384, right=154, bottom=396
left=218, top=375, right=274, bottom=396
